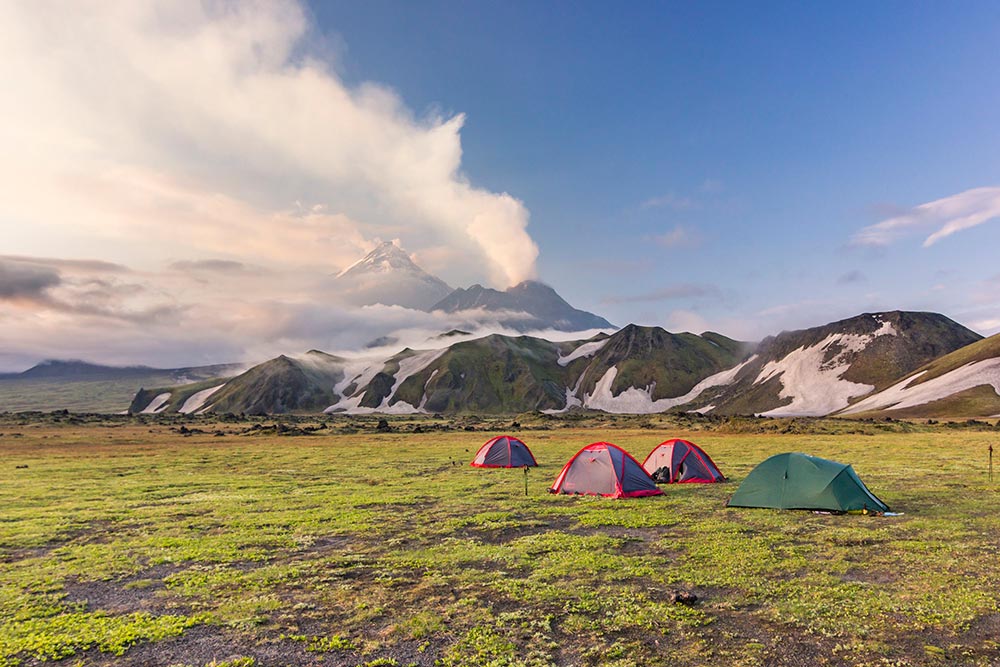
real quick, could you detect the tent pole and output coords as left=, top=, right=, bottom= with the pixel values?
left=523, top=464, right=529, bottom=496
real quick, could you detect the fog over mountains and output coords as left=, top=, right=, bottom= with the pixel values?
left=3, top=243, right=998, bottom=419
left=116, top=309, right=1000, bottom=419
left=332, top=241, right=612, bottom=332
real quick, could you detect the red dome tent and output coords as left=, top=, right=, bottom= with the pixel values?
left=550, top=442, right=662, bottom=498
left=642, top=439, right=725, bottom=484
left=470, top=435, right=538, bottom=468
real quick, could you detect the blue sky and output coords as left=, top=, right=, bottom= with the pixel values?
left=309, top=0, right=1000, bottom=336
left=0, top=1, right=998, bottom=370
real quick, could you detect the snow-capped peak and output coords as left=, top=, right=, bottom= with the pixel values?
left=334, top=242, right=454, bottom=310
left=336, top=241, right=422, bottom=278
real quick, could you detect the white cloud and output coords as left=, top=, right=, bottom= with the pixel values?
left=852, top=186, right=1000, bottom=248
left=640, top=193, right=695, bottom=211
left=0, top=260, right=604, bottom=370
left=0, top=1, right=537, bottom=288
left=652, top=224, right=700, bottom=249
left=663, top=309, right=712, bottom=335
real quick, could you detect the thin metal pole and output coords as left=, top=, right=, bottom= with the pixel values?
left=523, top=465, right=529, bottom=496
left=990, top=445, right=993, bottom=483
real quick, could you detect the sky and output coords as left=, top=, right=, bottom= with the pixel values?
left=1, top=1, right=999, bottom=371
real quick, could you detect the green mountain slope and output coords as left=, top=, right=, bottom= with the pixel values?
left=129, top=351, right=345, bottom=415
left=431, top=280, right=613, bottom=331
left=389, top=335, right=570, bottom=413
left=569, top=325, right=747, bottom=403
left=121, top=311, right=991, bottom=417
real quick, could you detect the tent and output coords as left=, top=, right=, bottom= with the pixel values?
left=642, top=438, right=725, bottom=483
left=549, top=442, right=662, bottom=498
left=470, top=435, right=538, bottom=468
left=727, top=452, right=889, bottom=512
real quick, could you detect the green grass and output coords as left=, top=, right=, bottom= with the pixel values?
left=1, top=417, right=1000, bottom=665
left=0, top=377, right=168, bottom=413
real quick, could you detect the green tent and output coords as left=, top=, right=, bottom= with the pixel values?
left=727, top=452, right=889, bottom=513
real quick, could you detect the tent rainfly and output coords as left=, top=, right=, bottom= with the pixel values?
left=727, top=452, right=889, bottom=513
left=549, top=442, right=662, bottom=498
left=642, top=438, right=725, bottom=483
left=470, top=435, right=538, bottom=468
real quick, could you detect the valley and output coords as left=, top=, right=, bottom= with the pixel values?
left=1, top=413, right=998, bottom=666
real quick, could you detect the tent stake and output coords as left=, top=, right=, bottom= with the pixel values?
left=990, top=445, right=993, bottom=483
left=523, top=464, right=529, bottom=496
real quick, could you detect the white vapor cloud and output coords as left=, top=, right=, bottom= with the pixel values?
left=852, top=186, right=1000, bottom=248
left=640, top=193, right=695, bottom=211
left=0, top=0, right=544, bottom=369
left=652, top=224, right=700, bottom=249
left=0, top=1, right=537, bottom=287
left=0, top=253, right=601, bottom=370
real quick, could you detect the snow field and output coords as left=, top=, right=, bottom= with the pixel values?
left=141, top=393, right=172, bottom=414
left=178, top=384, right=225, bottom=414
left=842, top=359, right=1000, bottom=414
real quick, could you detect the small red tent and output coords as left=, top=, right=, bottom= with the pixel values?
left=549, top=442, right=662, bottom=498
left=642, top=439, right=725, bottom=483
left=470, top=435, right=538, bottom=468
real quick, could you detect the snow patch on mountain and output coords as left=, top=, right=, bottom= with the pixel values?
left=755, top=334, right=875, bottom=416
left=325, top=349, right=445, bottom=414
left=842, top=359, right=1000, bottom=414
left=873, top=316, right=898, bottom=337
left=541, top=387, right=584, bottom=415
left=582, top=368, right=681, bottom=413
left=695, top=354, right=758, bottom=390
left=754, top=321, right=899, bottom=417
left=334, top=242, right=453, bottom=310
left=325, top=360, right=384, bottom=413
left=384, top=349, right=446, bottom=411
left=579, top=355, right=758, bottom=414
left=558, top=339, right=609, bottom=366
left=418, top=369, right=440, bottom=410
left=541, top=371, right=588, bottom=415
left=141, top=392, right=171, bottom=414
left=337, top=241, right=418, bottom=278
left=179, top=384, right=225, bottom=414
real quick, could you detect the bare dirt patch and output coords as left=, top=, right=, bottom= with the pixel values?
left=63, top=564, right=188, bottom=614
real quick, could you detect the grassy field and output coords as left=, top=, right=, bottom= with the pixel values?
left=0, top=378, right=152, bottom=414
left=2, top=415, right=1000, bottom=666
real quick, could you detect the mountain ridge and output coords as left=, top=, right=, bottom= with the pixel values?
left=7, top=309, right=994, bottom=418
left=676, top=310, right=982, bottom=417
left=431, top=280, right=614, bottom=332
left=839, top=332, right=1000, bottom=418
left=334, top=241, right=454, bottom=311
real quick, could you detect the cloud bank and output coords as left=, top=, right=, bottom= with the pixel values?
left=0, top=1, right=537, bottom=287
left=0, top=252, right=587, bottom=371
left=852, top=187, right=1000, bottom=248
left=0, top=1, right=545, bottom=369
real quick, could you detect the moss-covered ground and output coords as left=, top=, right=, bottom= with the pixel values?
left=1, top=414, right=999, bottom=666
